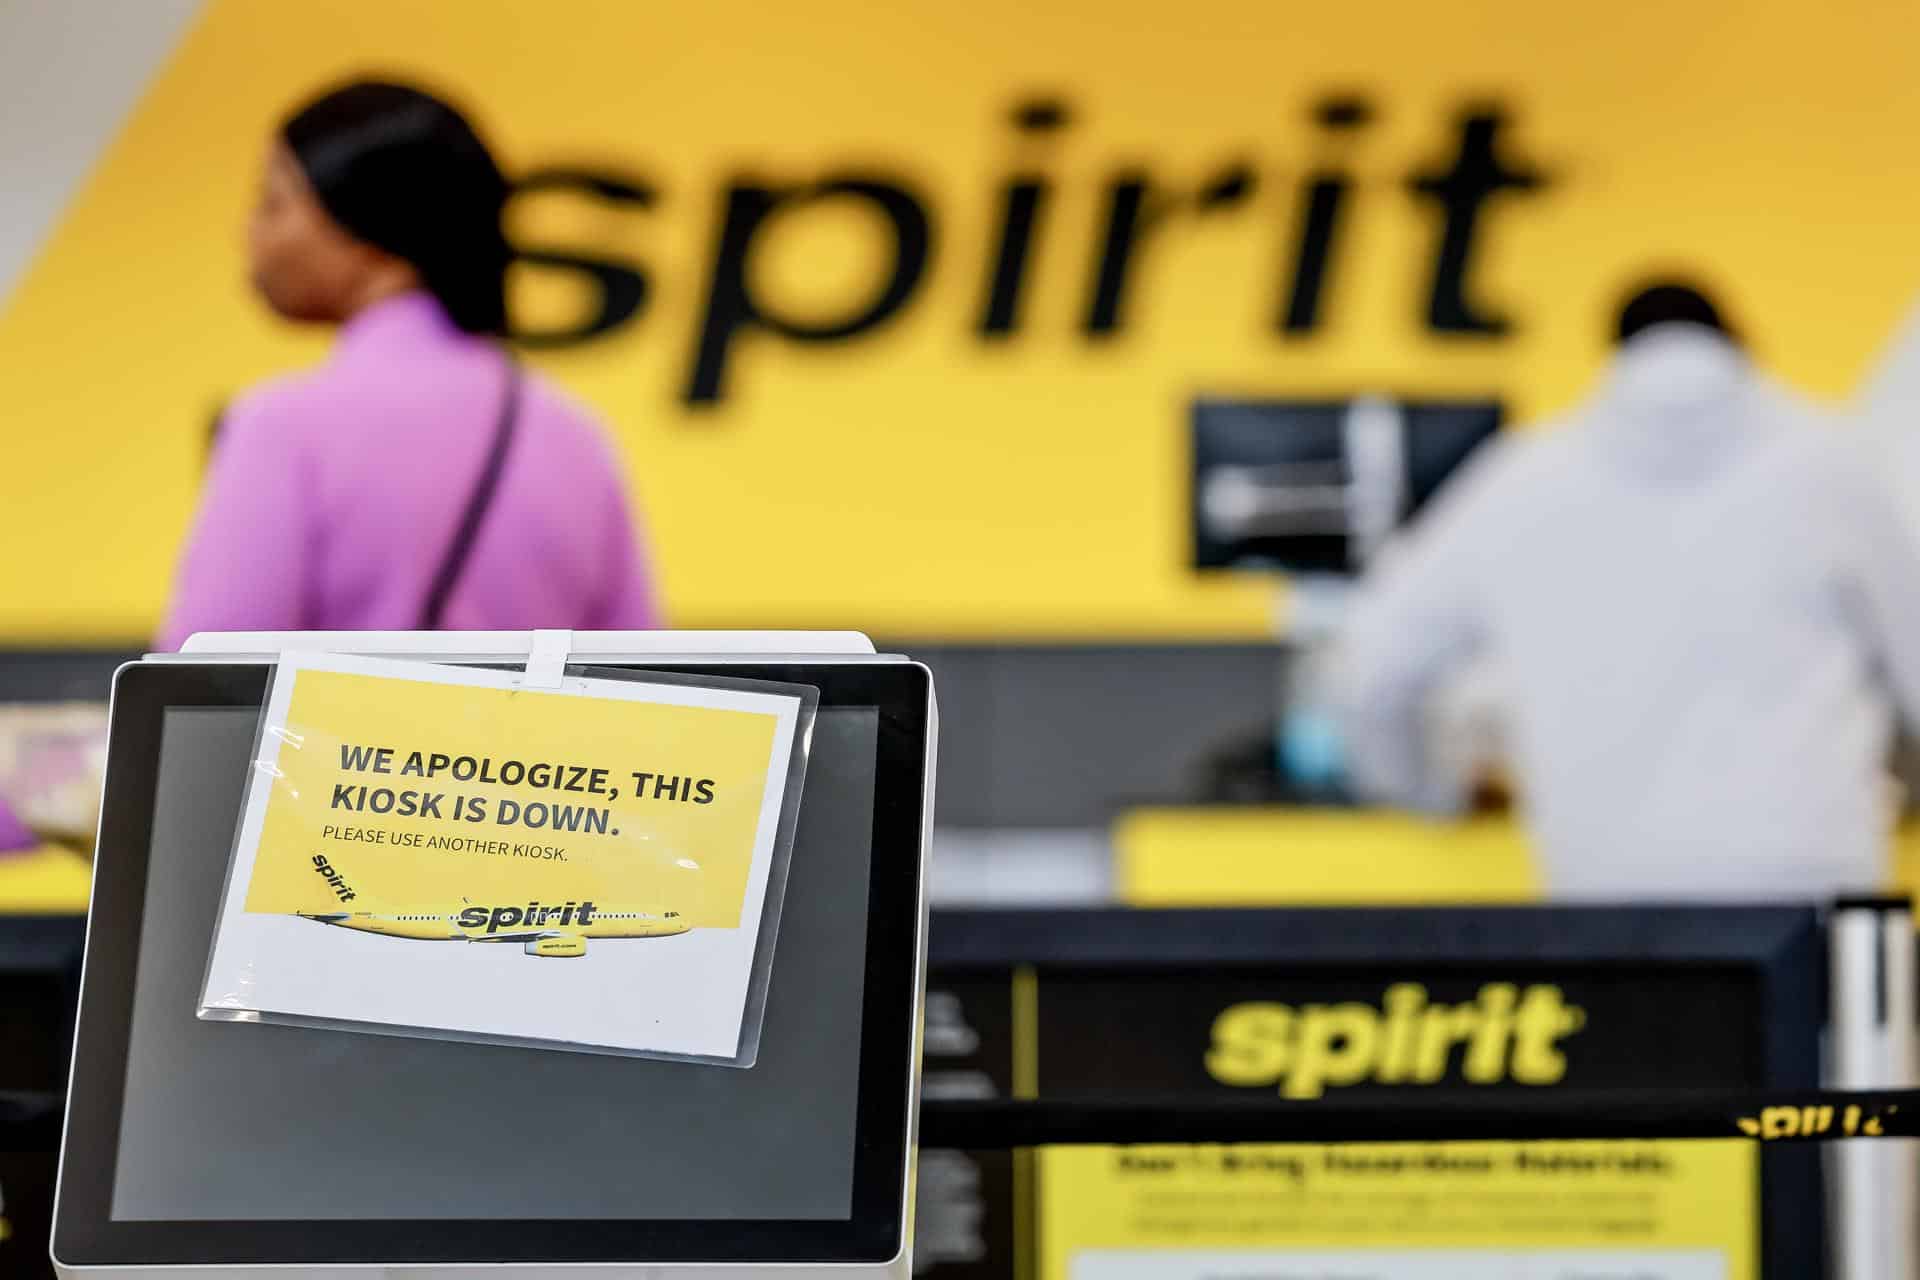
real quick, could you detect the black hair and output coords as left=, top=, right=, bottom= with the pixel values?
left=1614, top=280, right=1738, bottom=348
left=282, top=80, right=510, bottom=336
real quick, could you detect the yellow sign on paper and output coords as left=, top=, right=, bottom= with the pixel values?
left=244, top=666, right=779, bottom=930
left=201, top=652, right=808, bottom=1063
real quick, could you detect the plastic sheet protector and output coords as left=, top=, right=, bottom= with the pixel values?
left=199, top=651, right=815, bottom=1066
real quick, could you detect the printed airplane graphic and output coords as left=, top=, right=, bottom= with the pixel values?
left=295, top=855, right=687, bottom=957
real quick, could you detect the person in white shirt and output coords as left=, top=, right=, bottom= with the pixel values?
left=1334, top=283, right=1920, bottom=899
left=1857, top=298, right=1920, bottom=528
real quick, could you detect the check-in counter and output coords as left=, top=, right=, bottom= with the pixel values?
left=0, top=900, right=1878, bottom=1280
left=920, top=905, right=1826, bottom=1280
left=1115, top=807, right=1920, bottom=905
left=0, top=846, right=91, bottom=915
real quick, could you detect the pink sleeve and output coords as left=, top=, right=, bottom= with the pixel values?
left=0, top=796, right=34, bottom=852
left=157, top=392, right=314, bottom=651
left=587, top=471, right=663, bottom=631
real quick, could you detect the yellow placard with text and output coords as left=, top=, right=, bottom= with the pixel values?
left=200, top=652, right=807, bottom=1061
left=1039, top=1140, right=1756, bottom=1280
left=242, top=663, right=785, bottom=928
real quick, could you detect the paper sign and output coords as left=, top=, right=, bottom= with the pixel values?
left=199, top=652, right=809, bottom=1063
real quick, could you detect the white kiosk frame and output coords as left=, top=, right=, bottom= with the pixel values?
left=55, top=630, right=934, bottom=1280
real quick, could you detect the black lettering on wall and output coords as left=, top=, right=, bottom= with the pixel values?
left=460, top=95, right=1550, bottom=406
left=1084, top=174, right=1170, bottom=336
left=1280, top=95, right=1375, bottom=334
left=687, top=175, right=934, bottom=405
left=506, top=168, right=655, bottom=347
left=978, top=98, right=1072, bottom=337
left=1407, top=109, right=1547, bottom=336
left=1084, top=160, right=1254, bottom=337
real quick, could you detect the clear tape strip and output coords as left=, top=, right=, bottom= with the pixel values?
left=525, top=629, right=572, bottom=689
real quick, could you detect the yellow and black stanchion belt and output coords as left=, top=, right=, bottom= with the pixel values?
left=919, top=1088, right=1916, bottom=1147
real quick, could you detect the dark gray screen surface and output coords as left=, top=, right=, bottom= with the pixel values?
left=111, top=706, right=876, bottom=1221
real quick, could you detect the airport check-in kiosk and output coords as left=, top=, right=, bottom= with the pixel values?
left=51, top=632, right=936, bottom=1279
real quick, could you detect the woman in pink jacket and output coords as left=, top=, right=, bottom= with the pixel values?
left=160, top=79, right=661, bottom=649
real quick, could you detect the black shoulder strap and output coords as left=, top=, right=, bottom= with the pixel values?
left=420, top=358, right=523, bottom=630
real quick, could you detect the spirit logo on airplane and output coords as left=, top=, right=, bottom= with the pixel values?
left=294, top=855, right=687, bottom=957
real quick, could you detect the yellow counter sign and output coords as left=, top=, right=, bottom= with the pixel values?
left=1206, top=983, right=1586, bottom=1098
left=1025, top=979, right=1756, bottom=1280
left=1039, top=1139, right=1756, bottom=1280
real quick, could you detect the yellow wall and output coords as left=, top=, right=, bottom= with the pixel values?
left=5, top=0, right=1920, bottom=642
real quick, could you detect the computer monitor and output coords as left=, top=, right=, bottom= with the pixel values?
left=1191, top=395, right=1502, bottom=574
left=53, top=640, right=934, bottom=1279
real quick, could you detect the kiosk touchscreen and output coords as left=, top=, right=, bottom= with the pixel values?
left=53, top=634, right=934, bottom=1280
